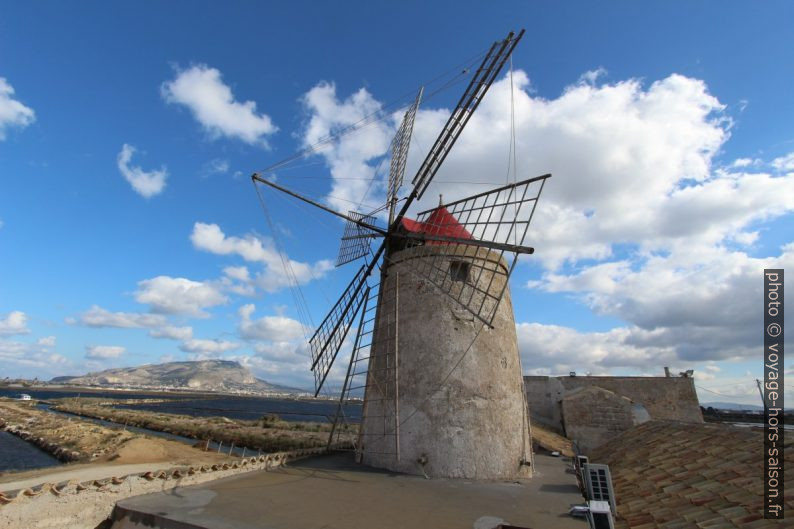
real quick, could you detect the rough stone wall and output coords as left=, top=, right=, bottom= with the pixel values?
left=361, top=246, right=531, bottom=480
left=560, top=387, right=649, bottom=454
left=524, top=375, right=702, bottom=434
left=523, top=376, right=564, bottom=432
left=557, top=376, right=702, bottom=423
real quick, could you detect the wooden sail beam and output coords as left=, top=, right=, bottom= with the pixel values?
left=251, top=173, right=387, bottom=237
left=393, top=232, right=535, bottom=255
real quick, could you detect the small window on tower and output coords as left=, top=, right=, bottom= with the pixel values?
left=449, top=261, right=470, bottom=282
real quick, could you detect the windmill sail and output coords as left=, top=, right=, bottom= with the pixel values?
left=309, top=264, right=370, bottom=395
left=392, top=174, right=550, bottom=327
left=409, top=30, right=524, bottom=202
left=387, top=87, right=423, bottom=209
left=336, top=210, right=378, bottom=267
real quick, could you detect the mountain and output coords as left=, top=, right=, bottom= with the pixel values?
left=50, top=360, right=306, bottom=395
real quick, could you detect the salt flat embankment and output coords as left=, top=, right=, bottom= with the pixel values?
left=0, top=399, right=330, bottom=528
left=52, top=398, right=349, bottom=453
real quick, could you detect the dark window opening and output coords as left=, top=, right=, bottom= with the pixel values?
left=449, top=261, right=470, bottom=282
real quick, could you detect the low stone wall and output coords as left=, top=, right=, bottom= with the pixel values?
left=560, top=387, right=650, bottom=454
left=557, top=376, right=702, bottom=423
left=523, top=376, right=565, bottom=432
left=0, top=447, right=326, bottom=529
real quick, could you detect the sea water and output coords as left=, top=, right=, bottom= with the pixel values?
left=115, top=395, right=362, bottom=422
left=0, top=430, right=61, bottom=473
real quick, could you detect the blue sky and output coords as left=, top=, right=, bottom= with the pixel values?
left=1, top=1, right=792, bottom=404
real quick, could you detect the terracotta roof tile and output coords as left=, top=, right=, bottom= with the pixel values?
left=589, top=421, right=792, bottom=528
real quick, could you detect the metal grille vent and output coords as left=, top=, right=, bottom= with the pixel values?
left=584, top=463, right=616, bottom=515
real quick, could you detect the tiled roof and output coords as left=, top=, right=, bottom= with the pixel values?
left=589, top=421, right=792, bottom=528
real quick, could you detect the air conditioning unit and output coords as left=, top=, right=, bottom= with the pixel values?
left=574, top=455, right=589, bottom=495
left=584, top=463, right=616, bottom=516
left=586, top=500, right=614, bottom=529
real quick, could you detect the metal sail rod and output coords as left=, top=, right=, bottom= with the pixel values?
left=251, top=173, right=387, bottom=236
left=341, top=233, right=381, bottom=241
left=416, top=173, right=551, bottom=215
left=393, top=232, right=535, bottom=255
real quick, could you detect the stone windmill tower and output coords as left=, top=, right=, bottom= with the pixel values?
left=252, top=29, right=550, bottom=480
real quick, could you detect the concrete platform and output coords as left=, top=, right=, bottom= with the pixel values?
left=110, top=452, right=587, bottom=529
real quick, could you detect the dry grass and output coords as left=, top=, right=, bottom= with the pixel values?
left=531, top=423, right=574, bottom=457
left=0, top=400, right=137, bottom=463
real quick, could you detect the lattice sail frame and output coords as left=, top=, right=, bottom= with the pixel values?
left=309, top=264, right=369, bottom=395
left=395, top=174, right=550, bottom=327
left=387, top=88, right=423, bottom=204
left=336, top=211, right=379, bottom=267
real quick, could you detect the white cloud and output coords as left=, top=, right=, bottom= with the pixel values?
left=297, top=71, right=793, bottom=374
left=529, top=244, right=794, bottom=365
left=238, top=304, right=305, bottom=341
left=772, top=152, right=794, bottom=172
left=191, top=222, right=271, bottom=261
left=161, top=64, right=277, bottom=146
left=300, top=81, right=394, bottom=213
left=0, top=77, right=35, bottom=140
left=76, top=305, right=194, bottom=341
left=302, top=72, right=763, bottom=266
left=219, top=266, right=256, bottom=296
left=36, top=336, right=56, bottom=347
left=252, top=342, right=307, bottom=364
left=517, top=322, right=657, bottom=375
left=179, top=338, right=239, bottom=354
left=578, top=67, right=607, bottom=85
left=0, top=338, right=68, bottom=374
left=77, top=305, right=167, bottom=328
left=135, top=276, right=228, bottom=317
left=224, top=265, right=250, bottom=282
left=190, top=222, right=333, bottom=292
left=730, top=157, right=759, bottom=169
left=210, top=305, right=316, bottom=388
left=85, top=345, right=125, bottom=359
left=515, top=322, right=762, bottom=377
left=203, top=158, right=230, bottom=176
left=416, top=72, right=736, bottom=265
left=117, top=144, right=167, bottom=198
left=0, top=311, right=30, bottom=336
left=148, top=325, right=193, bottom=341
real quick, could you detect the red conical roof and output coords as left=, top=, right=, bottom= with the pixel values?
left=399, top=207, right=472, bottom=242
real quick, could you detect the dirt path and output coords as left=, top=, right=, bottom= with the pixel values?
left=1, top=436, right=232, bottom=490
left=1, top=462, right=174, bottom=491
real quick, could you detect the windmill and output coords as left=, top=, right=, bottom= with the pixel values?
left=252, top=29, right=551, bottom=479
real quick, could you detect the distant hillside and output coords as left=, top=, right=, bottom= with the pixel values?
left=701, top=402, right=763, bottom=411
left=50, top=360, right=306, bottom=395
